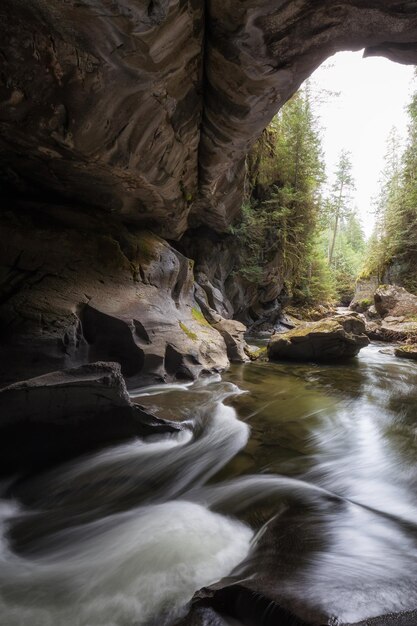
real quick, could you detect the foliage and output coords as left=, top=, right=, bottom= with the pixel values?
left=232, top=83, right=366, bottom=307
left=232, top=87, right=329, bottom=301
left=361, top=84, right=417, bottom=293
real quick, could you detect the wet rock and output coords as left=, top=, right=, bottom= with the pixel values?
left=0, top=362, right=179, bottom=474
left=395, top=345, right=417, bottom=361
left=268, top=316, right=369, bottom=363
left=367, top=320, right=417, bottom=343
left=374, top=285, right=417, bottom=318
left=245, top=345, right=267, bottom=361
left=173, top=606, right=230, bottom=626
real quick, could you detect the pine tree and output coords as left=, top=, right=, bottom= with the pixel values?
left=327, top=150, right=355, bottom=266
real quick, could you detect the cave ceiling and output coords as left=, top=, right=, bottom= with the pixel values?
left=1, top=1, right=417, bottom=237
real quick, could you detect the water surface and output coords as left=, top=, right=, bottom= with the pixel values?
left=1, top=343, right=417, bottom=624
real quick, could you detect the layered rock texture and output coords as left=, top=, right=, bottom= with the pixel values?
left=3, top=2, right=417, bottom=382
left=0, top=215, right=230, bottom=386
left=374, top=284, right=417, bottom=318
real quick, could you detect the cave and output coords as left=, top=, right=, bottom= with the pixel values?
left=2, top=4, right=417, bottom=625
left=2, top=1, right=417, bottom=387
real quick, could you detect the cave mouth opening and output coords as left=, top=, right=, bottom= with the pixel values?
left=303, top=49, right=415, bottom=240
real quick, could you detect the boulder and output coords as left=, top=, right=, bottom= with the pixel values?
left=395, top=345, right=417, bottom=361
left=350, top=277, right=379, bottom=312
left=0, top=362, right=179, bottom=474
left=366, top=320, right=417, bottom=342
left=374, top=285, right=417, bottom=318
left=211, top=318, right=249, bottom=363
left=268, top=316, right=369, bottom=363
left=366, top=305, right=380, bottom=320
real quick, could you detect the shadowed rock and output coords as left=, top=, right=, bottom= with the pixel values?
left=0, top=361, right=180, bottom=475
left=3, top=2, right=417, bottom=234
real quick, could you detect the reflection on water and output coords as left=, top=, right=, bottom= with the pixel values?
left=1, top=344, right=417, bottom=624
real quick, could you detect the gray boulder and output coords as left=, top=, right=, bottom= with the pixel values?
left=268, top=316, right=369, bottom=363
left=374, top=284, right=417, bottom=318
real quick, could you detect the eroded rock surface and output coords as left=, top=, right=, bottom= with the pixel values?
left=2, top=3, right=417, bottom=390
left=3, top=2, right=417, bottom=235
left=0, top=215, right=228, bottom=386
left=0, top=0, right=203, bottom=238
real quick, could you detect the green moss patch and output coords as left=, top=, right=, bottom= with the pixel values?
left=281, top=320, right=341, bottom=339
left=191, top=307, right=210, bottom=326
left=179, top=321, right=198, bottom=341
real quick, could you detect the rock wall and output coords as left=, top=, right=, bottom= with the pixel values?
left=0, top=211, right=230, bottom=386
left=180, top=228, right=286, bottom=328
left=3, top=2, right=417, bottom=235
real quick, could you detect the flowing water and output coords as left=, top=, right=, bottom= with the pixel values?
left=1, top=343, right=417, bottom=625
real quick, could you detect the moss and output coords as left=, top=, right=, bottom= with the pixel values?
left=179, top=180, right=194, bottom=204
left=399, top=344, right=417, bottom=352
left=280, top=320, right=341, bottom=338
left=191, top=307, right=210, bottom=326
left=179, top=321, right=198, bottom=341
left=359, top=298, right=372, bottom=309
left=245, top=346, right=267, bottom=361
left=395, top=344, right=417, bottom=360
left=136, top=232, right=160, bottom=264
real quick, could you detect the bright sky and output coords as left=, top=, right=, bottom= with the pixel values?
left=308, top=50, right=415, bottom=237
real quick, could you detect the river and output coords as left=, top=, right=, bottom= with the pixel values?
left=1, top=343, right=417, bottom=625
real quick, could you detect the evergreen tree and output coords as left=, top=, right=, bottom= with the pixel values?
left=361, top=83, right=417, bottom=293
left=235, top=86, right=326, bottom=290
left=327, top=150, right=355, bottom=265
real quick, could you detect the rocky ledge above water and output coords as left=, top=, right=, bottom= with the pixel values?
left=0, top=361, right=180, bottom=475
